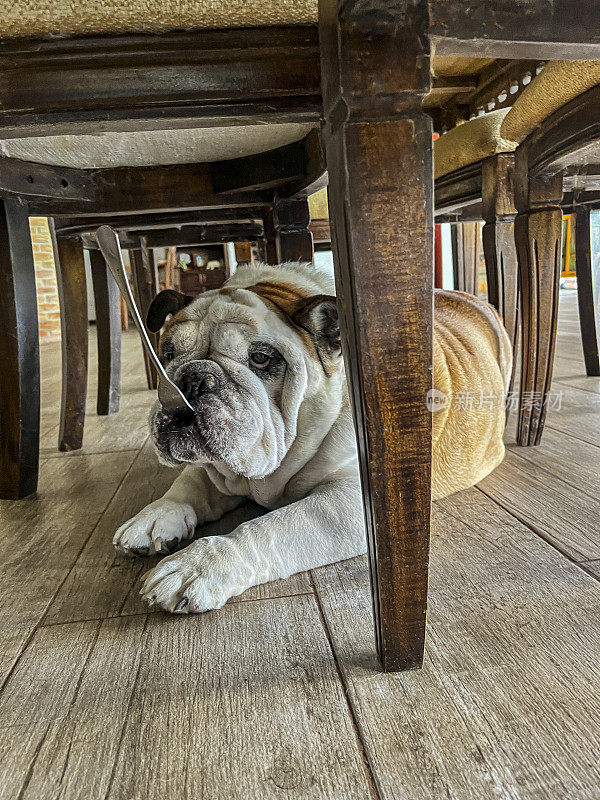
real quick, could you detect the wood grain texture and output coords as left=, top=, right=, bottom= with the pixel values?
left=319, top=0, right=433, bottom=671
left=0, top=27, right=321, bottom=139
left=46, top=442, right=313, bottom=625
left=452, top=222, right=478, bottom=295
left=514, top=177, right=563, bottom=446
left=89, top=248, right=122, bottom=415
left=478, top=449, right=600, bottom=561
left=0, top=450, right=135, bottom=687
left=274, top=196, right=314, bottom=263
left=312, top=487, right=600, bottom=800
left=429, top=0, right=600, bottom=59
left=0, top=198, right=40, bottom=499
left=0, top=601, right=372, bottom=800
left=52, top=231, right=89, bottom=451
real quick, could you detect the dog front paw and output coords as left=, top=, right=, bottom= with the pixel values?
left=113, top=500, right=197, bottom=556
left=139, top=536, right=254, bottom=613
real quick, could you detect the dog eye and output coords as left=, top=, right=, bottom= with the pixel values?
left=160, top=343, right=175, bottom=364
left=249, top=352, right=271, bottom=370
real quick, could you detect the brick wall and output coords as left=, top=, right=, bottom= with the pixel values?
left=30, top=217, right=61, bottom=342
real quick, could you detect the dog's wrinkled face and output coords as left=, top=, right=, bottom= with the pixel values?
left=147, top=283, right=341, bottom=478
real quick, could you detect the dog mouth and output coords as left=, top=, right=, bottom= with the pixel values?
left=152, top=406, right=218, bottom=465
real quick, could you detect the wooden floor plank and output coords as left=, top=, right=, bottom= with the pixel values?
left=504, top=428, right=600, bottom=496
left=39, top=329, right=151, bottom=456
left=0, top=451, right=135, bottom=686
left=478, top=450, right=600, bottom=561
left=45, top=442, right=312, bottom=626
left=0, top=599, right=372, bottom=800
left=583, top=560, right=600, bottom=579
left=312, top=489, right=600, bottom=800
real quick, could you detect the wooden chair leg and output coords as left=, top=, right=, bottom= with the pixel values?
left=575, top=205, right=600, bottom=376
left=89, top=248, right=121, bottom=415
left=482, top=220, right=519, bottom=351
left=481, top=154, right=519, bottom=357
left=514, top=173, right=563, bottom=446
left=273, top=197, right=314, bottom=262
left=52, top=229, right=89, bottom=452
left=319, top=0, right=432, bottom=671
left=450, top=222, right=478, bottom=295
left=0, top=199, right=40, bottom=499
left=129, top=242, right=159, bottom=390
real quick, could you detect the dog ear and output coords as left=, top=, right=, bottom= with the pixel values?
left=291, top=295, right=342, bottom=361
left=146, top=290, right=194, bottom=333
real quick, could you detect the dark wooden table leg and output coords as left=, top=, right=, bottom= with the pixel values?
left=319, top=0, right=433, bottom=671
left=273, top=197, right=314, bottom=263
left=514, top=168, right=563, bottom=446
left=89, top=248, right=122, bottom=414
left=0, top=199, right=40, bottom=499
left=129, top=243, right=159, bottom=390
left=575, top=205, right=600, bottom=377
left=52, top=228, right=89, bottom=452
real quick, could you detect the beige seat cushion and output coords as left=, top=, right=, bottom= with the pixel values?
left=0, top=1, right=318, bottom=38
left=434, top=108, right=517, bottom=179
left=501, top=61, right=600, bottom=144
left=308, top=187, right=328, bottom=219
left=0, top=123, right=315, bottom=168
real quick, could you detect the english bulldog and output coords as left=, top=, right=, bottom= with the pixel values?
left=114, top=261, right=512, bottom=614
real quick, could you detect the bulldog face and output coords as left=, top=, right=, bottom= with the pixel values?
left=146, top=281, right=341, bottom=479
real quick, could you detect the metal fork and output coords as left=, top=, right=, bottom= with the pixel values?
left=95, top=225, right=193, bottom=413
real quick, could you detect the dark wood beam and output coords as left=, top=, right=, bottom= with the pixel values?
left=0, top=27, right=321, bottom=138
left=212, top=130, right=325, bottom=198
left=80, top=222, right=264, bottom=250
left=430, top=0, right=600, bottom=59
left=53, top=208, right=266, bottom=235
left=0, top=156, right=95, bottom=203
left=430, top=75, right=477, bottom=97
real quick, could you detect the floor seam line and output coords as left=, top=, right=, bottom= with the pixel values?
left=504, top=448, right=600, bottom=501
left=0, top=447, right=143, bottom=696
left=544, top=423, right=600, bottom=449
left=475, top=486, right=600, bottom=581
left=309, top=571, right=382, bottom=800
left=39, top=590, right=316, bottom=628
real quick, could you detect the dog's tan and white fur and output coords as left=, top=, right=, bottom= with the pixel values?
left=114, top=262, right=511, bottom=614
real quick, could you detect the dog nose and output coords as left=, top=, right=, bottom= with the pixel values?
left=178, top=369, right=219, bottom=405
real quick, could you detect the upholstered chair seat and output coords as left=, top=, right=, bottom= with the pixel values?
left=500, top=61, right=600, bottom=143
left=0, top=0, right=318, bottom=38
left=434, top=108, right=518, bottom=179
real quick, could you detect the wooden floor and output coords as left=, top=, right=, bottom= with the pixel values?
left=1, top=290, right=599, bottom=800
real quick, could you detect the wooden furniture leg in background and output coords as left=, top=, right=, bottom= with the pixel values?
left=451, top=222, right=478, bottom=295
left=89, top=248, right=122, bottom=415
left=514, top=171, right=563, bottom=446
left=482, top=154, right=519, bottom=378
left=273, top=197, right=314, bottom=263
left=319, top=0, right=433, bottom=671
left=575, top=205, right=600, bottom=376
left=0, top=199, right=40, bottom=499
left=52, top=229, right=89, bottom=452
left=129, top=241, right=159, bottom=391
left=261, top=208, right=280, bottom=265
